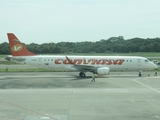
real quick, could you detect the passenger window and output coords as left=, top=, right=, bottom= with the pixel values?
left=130, top=60, right=132, bottom=62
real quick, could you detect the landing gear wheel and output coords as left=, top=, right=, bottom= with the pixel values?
left=138, top=70, right=142, bottom=77
left=79, top=72, right=86, bottom=78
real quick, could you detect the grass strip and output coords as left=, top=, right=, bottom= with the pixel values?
left=0, top=68, right=55, bottom=72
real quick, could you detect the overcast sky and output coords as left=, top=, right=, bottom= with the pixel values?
left=0, top=0, right=160, bottom=44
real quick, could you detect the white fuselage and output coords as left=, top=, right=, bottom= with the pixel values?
left=10, top=55, right=157, bottom=71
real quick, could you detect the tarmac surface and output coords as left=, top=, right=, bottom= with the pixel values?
left=0, top=72, right=160, bottom=120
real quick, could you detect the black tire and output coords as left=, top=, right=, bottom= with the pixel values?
left=79, top=72, right=86, bottom=77
left=81, top=73, right=86, bottom=77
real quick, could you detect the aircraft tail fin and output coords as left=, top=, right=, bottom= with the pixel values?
left=7, top=33, right=36, bottom=56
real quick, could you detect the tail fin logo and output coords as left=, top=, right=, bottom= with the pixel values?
left=11, top=44, right=23, bottom=52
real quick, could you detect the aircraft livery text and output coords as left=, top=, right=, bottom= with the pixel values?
left=54, top=58, right=125, bottom=65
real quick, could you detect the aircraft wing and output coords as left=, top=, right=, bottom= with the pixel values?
left=66, top=56, right=98, bottom=72
left=71, top=64, right=97, bottom=72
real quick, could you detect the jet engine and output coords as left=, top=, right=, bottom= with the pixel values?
left=96, top=67, right=110, bottom=75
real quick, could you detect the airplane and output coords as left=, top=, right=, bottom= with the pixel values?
left=5, top=33, right=158, bottom=77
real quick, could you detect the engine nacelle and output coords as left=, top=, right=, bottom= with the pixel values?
left=96, top=67, right=110, bottom=75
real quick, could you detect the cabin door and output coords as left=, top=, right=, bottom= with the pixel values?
left=137, top=59, right=141, bottom=66
left=38, top=58, right=42, bottom=65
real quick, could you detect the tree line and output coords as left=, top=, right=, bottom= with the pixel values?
left=1, top=36, right=160, bottom=54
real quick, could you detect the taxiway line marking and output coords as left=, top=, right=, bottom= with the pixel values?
left=133, top=79, right=160, bottom=94
left=0, top=99, right=58, bottom=120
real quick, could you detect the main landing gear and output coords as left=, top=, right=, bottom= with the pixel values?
left=79, top=72, right=86, bottom=77
left=138, top=70, right=142, bottom=77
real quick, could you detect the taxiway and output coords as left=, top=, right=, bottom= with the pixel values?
left=0, top=72, right=160, bottom=120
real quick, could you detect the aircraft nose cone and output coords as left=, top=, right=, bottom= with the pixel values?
left=153, top=63, right=158, bottom=69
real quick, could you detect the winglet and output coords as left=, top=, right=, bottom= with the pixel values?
left=66, top=56, right=73, bottom=64
left=7, top=33, right=36, bottom=56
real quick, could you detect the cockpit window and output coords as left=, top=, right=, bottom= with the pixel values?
left=145, top=59, right=149, bottom=62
